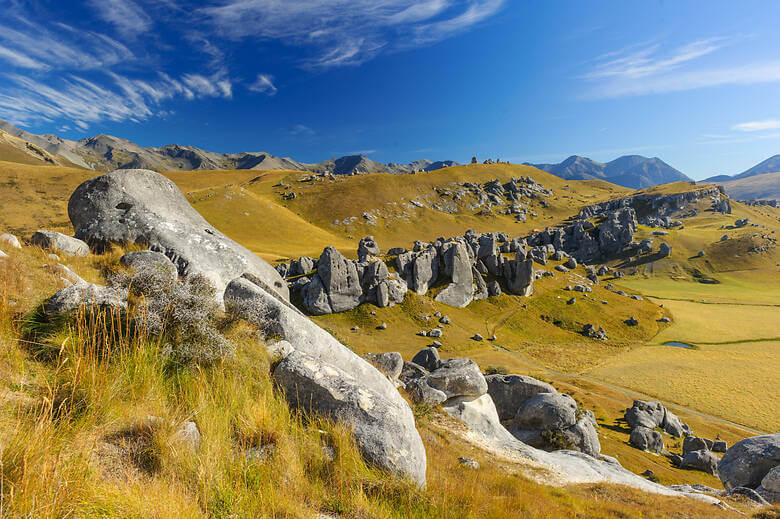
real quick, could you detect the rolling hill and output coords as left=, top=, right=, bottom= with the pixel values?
left=525, top=155, right=691, bottom=189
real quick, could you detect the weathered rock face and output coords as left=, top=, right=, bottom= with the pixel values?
left=502, top=252, right=535, bottom=296
left=680, top=450, right=719, bottom=475
left=515, top=393, right=578, bottom=431
left=30, top=230, right=89, bottom=257
left=274, top=350, right=426, bottom=486
left=718, top=434, right=780, bottom=490
left=224, top=277, right=426, bottom=486
left=45, top=282, right=127, bottom=315
left=68, top=169, right=287, bottom=301
left=363, top=352, right=403, bottom=382
left=411, top=347, right=441, bottom=372
left=629, top=426, right=664, bottom=453
left=357, top=236, right=380, bottom=262
left=120, top=250, right=178, bottom=284
left=408, top=247, right=439, bottom=294
left=426, top=358, right=488, bottom=399
left=485, top=374, right=556, bottom=421
left=315, top=246, right=362, bottom=314
left=624, top=400, right=691, bottom=438
left=434, top=241, right=474, bottom=308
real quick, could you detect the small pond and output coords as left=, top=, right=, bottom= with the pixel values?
left=663, top=341, right=694, bottom=349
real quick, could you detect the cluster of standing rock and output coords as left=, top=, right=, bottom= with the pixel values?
left=277, top=204, right=640, bottom=316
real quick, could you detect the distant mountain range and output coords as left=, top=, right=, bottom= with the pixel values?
left=701, top=155, right=780, bottom=201
left=524, top=155, right=692, bottom=189
left=0, top=118, right=457, bottom=176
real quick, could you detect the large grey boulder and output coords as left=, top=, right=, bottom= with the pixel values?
left=624, top=400, right=666, bottom=430
left=30, top=230, right=89, bottom=257
left=363, top=352, right=403, bottom=382
left=411, top=347, right=441, bottom=372
left=718, top=434, right=780, bottom=490
left=683, top=436, right=710, bottom=455
left=68, top=169, right=287, bottom=301
left=427, top=358, right=488, bottom=399
left=502, top=253, right=534, bottom=296
left=442, top=393, right=520, bottom=442
left=224, top=277, right=426, bottom=486
left=561, top=416, right=602, bottom=458
left=680, top=450, right=719, bottom=475
left=44, top=282, right=127, bottom=315
left=314, top=246, right=362, bottom=313
left=485, top=374, right=556, bottom=421
left=515, top=392, right=577, bottom=431
left=434, top=242, right=474, bottom=308
left=405, top=377, right=448, bottom=406
left=408, top=247, right=439, bottom=294
left=274, top=350, right=426, bottom=486
left=661, top=408, right=691, bottom=437
left=629, top=426, right=663, bottom=453
left=120, top=250, right=178, bottom=284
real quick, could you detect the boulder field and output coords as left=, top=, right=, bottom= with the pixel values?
left=29, top=168, right=778, bottom=505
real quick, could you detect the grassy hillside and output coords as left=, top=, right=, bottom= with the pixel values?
left=1, top=160, right=778, bottom=516
left=0, top=243, right=758, bottom=518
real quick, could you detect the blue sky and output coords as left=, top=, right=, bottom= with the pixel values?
left=2, top=0, right=780, bottom=179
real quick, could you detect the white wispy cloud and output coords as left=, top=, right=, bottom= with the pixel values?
left=290, top=124, right=314, bottom=135
left=203, top=0, right=505, bottom=68
left=732, top=119, right=780, bottom=132
left=0, top=17, right=133, bottom=70
left=248, top=74, right=278, bottom=95
left=0, top=71, right=232, bottom=127
left=0, top=45, right=48, bottom=69
left=89, top=0, right=153, bottom=37
left=584, top=38, right=727, bottom=80
left=581, top=37, right=780, bottom=98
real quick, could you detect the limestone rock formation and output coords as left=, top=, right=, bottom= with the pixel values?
left=68, top=169, right=287, bottom=301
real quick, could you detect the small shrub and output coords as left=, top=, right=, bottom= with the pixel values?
left=541, top=428, right=575, bottom=451
left=121, top=268, right=233, bottom=365
left=484, top=365, right=509, bottom=375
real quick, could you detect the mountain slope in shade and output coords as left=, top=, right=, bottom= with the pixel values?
left=526, top=154, right=690, bottom=188
left=527, top=155, right=607, bottom=180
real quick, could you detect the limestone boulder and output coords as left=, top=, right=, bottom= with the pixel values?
left=31, top=230, right=89, bottom=257
left=427, top=358, right=488, bottom=399
left=45, top=282, right=127, bottom=315
left=274, top=350, right=426, bottom=486
left=485, top=374, right=556, bottom=422
left=718, top=434, right=780, bottom=490
left=68, top=169, right=287, bottom=300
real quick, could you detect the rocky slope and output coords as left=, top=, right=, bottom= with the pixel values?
left=526, top=155, right=691, bottom=189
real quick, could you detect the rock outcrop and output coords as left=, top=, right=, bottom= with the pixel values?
left=485, top=373, right=600, bottom=457
left=68, top=169, right=288, bottom=301
left=30, top=230, right=89, bottom=257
